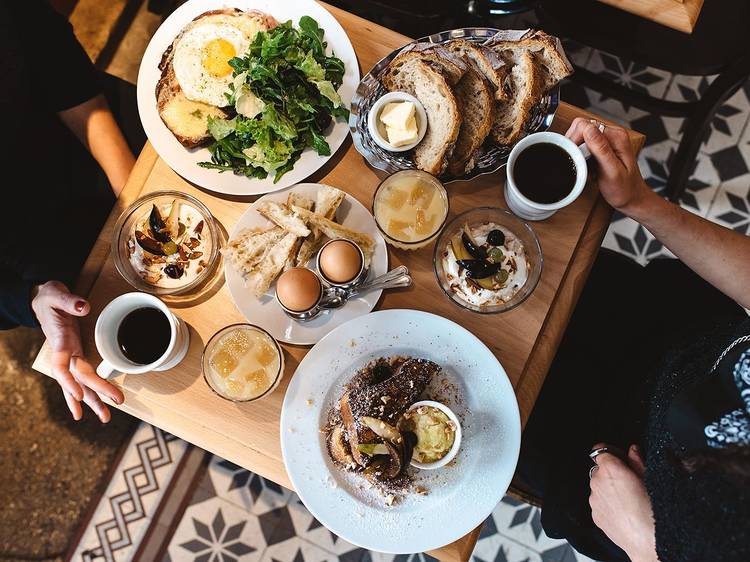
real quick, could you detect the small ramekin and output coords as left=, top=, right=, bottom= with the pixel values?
left=407, top=400, right=462, bottom=470
left=367, top=92, right=428, bottom=152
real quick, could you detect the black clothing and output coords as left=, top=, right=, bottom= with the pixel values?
left=0, top=2, right=143, bottom=329
left=519, top=251, right=750, bottom=562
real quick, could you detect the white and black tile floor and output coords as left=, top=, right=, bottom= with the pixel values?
left=69, top=45, right=750, bottom=562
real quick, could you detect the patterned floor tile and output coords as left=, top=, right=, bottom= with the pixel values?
left=471, top=533, right=542, bottom=562
left=603, top=217, right=668, bottom=265
left=207, top=455, right=294, bottom=515
left=706, top=177, right=750, bottom=235
left=581, top=50, right=672, bottom=126
left=663, top=75, right=750, bottom=155
left=484, top=497, right=567, bottom=554
left=166, top=496, right=266, bottom=562
left=285, top=495, right=361, bottom=556
left=70, top=423, right=188, bottom=562
left=259, top=536, right=340, bottom=562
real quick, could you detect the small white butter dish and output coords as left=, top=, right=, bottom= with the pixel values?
left=367, top=92, right=428, bottom=152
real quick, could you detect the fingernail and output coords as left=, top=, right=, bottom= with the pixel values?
left=631, top=444, right=639, bottom=453
left=75, top=300, right=87, bottom=312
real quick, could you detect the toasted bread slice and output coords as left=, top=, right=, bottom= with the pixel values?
left=222, top=226, right=285, bottom=276
left=339, top=358, right=440, bottom=467
left=257, top=201, right=311, bottom=237
left=384, top=43, right=468, bottom=85
left=245, top=231, right=299, bottom=297
left=489, top=51, right=543, bottom=146
left=443, top=39, right=510, bottom=101
left=156, top=8, right=275, bottom=147
left=283, top=194, right=314, bottom=271
left=291, top=206, right=375, bottom=264
left=447, top=67, right=495, bottom=175
left=382, top=58, right=461, bottom=176
left=155, top=52, right=228, bottom=147
left=295, top=186, right=346, bottom=267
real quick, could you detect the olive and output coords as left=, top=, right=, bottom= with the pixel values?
left=164, top=263, right=184, bottom=279
left=456, top=259, right=502, bottom=279
left=461, top=232, right=487, bottom=260
left=487, top=229, right=505, bottom=246
left=487, top=247, right=504, bottom=264
left=494, top=269, right=510, bottom=286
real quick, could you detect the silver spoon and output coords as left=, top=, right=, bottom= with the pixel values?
left=320, top=265, right=412, bottom=309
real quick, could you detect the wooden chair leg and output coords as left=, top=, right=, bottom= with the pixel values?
left=665, top=55, right=750, bottom=201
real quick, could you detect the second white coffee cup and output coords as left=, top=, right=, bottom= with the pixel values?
left=95, top=292, right=189, bottom=379
left=505, top=131, right=588, bottom=221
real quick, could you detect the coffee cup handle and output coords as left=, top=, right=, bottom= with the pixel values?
left=96, top=361, right=120, bottom=380
left=578, top=142, right=592, bottom=160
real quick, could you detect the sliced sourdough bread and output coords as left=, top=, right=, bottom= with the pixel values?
left=488, top=50, right=543, bottom=146
left=384, top=42, right=468, bottom=85
left=381, top=58, right=461, bottom=176
left=447, top=67, right=494, bottom=175
left=484, top=29, right=573, bottom=91
left=443, top=39, right=510, bottom=101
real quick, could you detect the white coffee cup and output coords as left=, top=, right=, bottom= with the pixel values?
left=505, top=131, right=588, bottom=221
left=95, top=292, right=189, bottom=379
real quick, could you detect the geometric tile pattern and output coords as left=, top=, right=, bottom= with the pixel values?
left=69, top=422, right=188, bottom=562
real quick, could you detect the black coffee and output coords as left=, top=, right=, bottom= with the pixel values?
left=117, top=307, right=171, bottom=365
left=513, top=142, right=577, bottom=204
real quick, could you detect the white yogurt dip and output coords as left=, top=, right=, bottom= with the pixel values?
left=441, top=223, right=528, bottom=307
left=127, top=201, right=211, bottom=289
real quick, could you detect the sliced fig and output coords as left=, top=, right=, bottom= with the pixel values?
left=384, top=440, right=404, bottom=478
left=135, top=230, right=165, bottom=255
left=327, top=425, right=355, bottom=467
left=149, top=205, right=170, bottom=242
left=456, top=259, right=501, bottom=279
left=461, top=231, right=487, bottom=260
left=402, top=431, right=417, bottom=467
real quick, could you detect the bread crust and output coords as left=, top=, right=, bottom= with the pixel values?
left=447, top=67, right=494, bottom=176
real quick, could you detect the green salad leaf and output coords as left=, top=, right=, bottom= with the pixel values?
left=198, top=17, right=349, bottom=183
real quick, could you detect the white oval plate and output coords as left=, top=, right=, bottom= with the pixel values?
left=225, top=183, right=388, bottom=345
left=280, top=309, right=521, bottom=553
left=136, top=0, right=360, bottom=196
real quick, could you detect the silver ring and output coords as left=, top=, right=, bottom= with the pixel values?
left=589, top=466, right=598, bottom=480
left=589, top=447, right=609, bottom=462
left=588, top=118, right=605, bottom=132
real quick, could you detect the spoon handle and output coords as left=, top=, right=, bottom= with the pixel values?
left=351, top=273, right=412, bottom=295
left=361, top=265, right=409, bottom=289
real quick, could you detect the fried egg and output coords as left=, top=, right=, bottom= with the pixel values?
left=172, top=14, right=267, bottom=107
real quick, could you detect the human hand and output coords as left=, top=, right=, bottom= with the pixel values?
left=565, top=118, right=653, bottom=216
left=589, top=443, right=659, bottom=562
left=31, top=281, right=124, bottom=422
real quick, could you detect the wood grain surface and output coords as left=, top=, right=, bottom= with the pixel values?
left=596, top=0, right=704, bottom=33
left=33, top=4, right=645, bottom=560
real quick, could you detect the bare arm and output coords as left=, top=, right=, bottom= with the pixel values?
left=58, top=94, right=136, bottom=196
left=567, top=118, right=750, bottom=310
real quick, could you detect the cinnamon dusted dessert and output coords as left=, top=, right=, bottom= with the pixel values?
left=324, top=356, right=448, bottom=504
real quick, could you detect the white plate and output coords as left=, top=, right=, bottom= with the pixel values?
left=225, top=183, right=388, bottom=345
left=280, top=310, right=521, bottom=553
left=136, top=0, right=360, bottom=196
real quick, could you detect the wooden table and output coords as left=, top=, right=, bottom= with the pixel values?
left=596, top=0, right=704, bottom=33
left=33, top=4, right=645, bottom=560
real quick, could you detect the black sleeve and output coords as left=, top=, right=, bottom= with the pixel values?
left=11, top=1, right=102, bottom=112
left=0, top=277, right=38, bottom=330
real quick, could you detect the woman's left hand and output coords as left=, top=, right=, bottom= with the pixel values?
left=589, top=444, right=659, bottom=562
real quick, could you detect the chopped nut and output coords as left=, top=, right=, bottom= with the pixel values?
left=380, top=396, right=391, bottom=404
left=385, top=494, right=395, bottom=506
left=415, top=486, right=428, bottom=495
left=306, top=399, right=314, bottom=406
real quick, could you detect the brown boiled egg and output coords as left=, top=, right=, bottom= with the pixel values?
left=275, top=268, right=321, bottom=312
left=318, top=240, right=363, bottom=283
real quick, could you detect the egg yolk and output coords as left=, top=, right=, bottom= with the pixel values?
left=202, top=38, right=236, bottom=77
